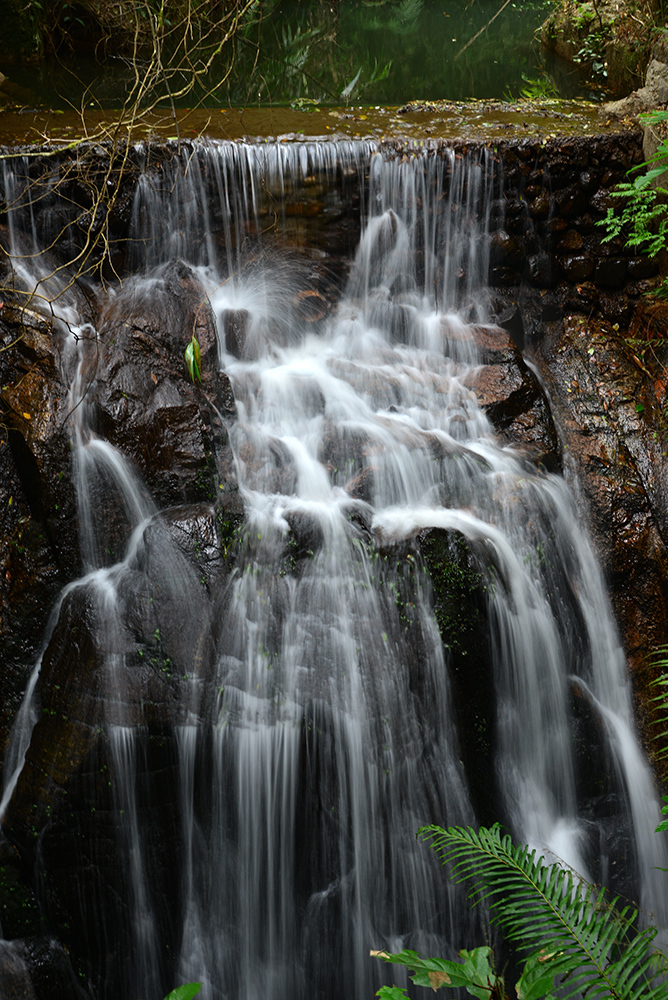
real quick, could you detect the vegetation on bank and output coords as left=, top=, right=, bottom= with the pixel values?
left=542, top=0, right=667, bottom=93
left=370, top=661, right=668, bottom=1000
left=0, top=0, right=666, bottom=104
left=1, top=0, right=246, bottom=63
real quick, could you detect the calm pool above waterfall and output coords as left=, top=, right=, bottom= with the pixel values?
left=4, top=0, right=593, bottom=113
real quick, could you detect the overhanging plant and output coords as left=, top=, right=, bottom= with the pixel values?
left=372, top=824, right=668, bottom=1000
left=599, top=108, right=668, bottom=295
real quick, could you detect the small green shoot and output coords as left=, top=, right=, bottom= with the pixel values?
left=185, top=335, right=202, bottom=383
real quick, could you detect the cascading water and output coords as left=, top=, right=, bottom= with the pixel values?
left=1, top=139, right=666, bottom=1000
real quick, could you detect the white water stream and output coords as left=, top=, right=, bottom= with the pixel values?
left=1, top=141, right=666, bottom=999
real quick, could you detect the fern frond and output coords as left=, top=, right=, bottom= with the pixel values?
left=649, top=649, right=668, bottom=761
left=419, top=824, right=668, bottom=1000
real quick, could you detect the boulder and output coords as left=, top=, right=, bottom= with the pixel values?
left=463, top=325, right=561, bottom=471
left=94, top=260, right=237, bottom=513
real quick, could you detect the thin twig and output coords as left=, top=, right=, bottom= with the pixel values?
left=455, top=0, right=513, bottom=61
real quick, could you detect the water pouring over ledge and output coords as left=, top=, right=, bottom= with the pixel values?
left=0, top=139, right=666, bottom=1000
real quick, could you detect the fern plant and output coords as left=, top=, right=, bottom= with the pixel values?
left=649, top=648, right=668, bottom=832
left=598, top=108, right=668, bottom=296
left=373, top=825, right=668, bottom=1000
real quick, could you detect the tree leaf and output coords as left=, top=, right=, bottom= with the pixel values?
left=371, top=945, right=498, bottom=998
left=162, top=985, right=202, bottom=1000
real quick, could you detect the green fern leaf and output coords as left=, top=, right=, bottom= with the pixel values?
left=649, top=652, right=668, bottom=761
left=419, top=824, right=668, bottom=1000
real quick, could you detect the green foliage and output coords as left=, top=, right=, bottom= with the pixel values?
left=416, top=824, right=668, bottom=1000
left=376, top=987, right=410, bottom=1000
left=373, top=824, right=668, bottom=999
left=184, top=334, right=202, bottom=382
left=657, top=796, right=668, bottom=835
left=648, top=647, right=668, bottom=832
left=163, top=986, right=201, bottom=1000
left=139, top=984, right=201, bottom=1000
left=599, top=109, right=668, bottom=294
left=372, top=945, right=504, bottom=999
left=517, top=72, right=559, bottom=100
left=420, top=529, right=486, bottom=654
left=649, top=647, right=668, bottom=762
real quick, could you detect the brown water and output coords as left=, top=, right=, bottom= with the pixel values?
left=0, top=99, right=622, bottom=148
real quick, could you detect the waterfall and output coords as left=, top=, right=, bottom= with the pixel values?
left=1, top=139, right=666, bottom=1000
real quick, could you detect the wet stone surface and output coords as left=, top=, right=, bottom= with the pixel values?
left=1, top=130, right=667, bottom=997
left=533, top=308, right=668, bottom=767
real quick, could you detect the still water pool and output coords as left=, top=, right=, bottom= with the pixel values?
left=4, top=0, right=593, bottom=112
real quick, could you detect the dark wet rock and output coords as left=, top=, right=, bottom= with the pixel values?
left=489, top=265, right=520, bottom=288
left=418, top=527, right=495, bottom=823
left=0, top=306, right=82, bottom=780
left=560, top=254, right=594, bottom=282
left=344, top=466, right=375, bottom=504
left=0, top=940, right=37, bottom=1000
left=222, top=307, right=249, bottom=358
left=598, top=292, right=633, bottom=328
left=1, top=497, right=217, bottom=991
left=589, top=187, right=618, bottom=214
left=627, top=256, right=660, bottom=280
left=491, top=299, right=525, bottom=348
left=2, top=585, right=110, bottom=848
left=0, top=304, right=80, bottom=572
left=527, top=252, right=559, bottom=289
left=489, top=230, right=524, bottom=270
left=284, top=510, right=325, bottom=561
left=533, top=312, right=668, bottom=764
left=464, top=325, right=560, bottom=470
left=0, top=437, right=66, bottom=770
left=0, top=937, right=89, bottom=1000
left=528, top=192, right=551, bottom=219
left=553, top=183, right=587, bottom=218
left=318, top=416, right=371, bottom=480
left=557, top=229, right=584, bottom=252
left=594, top=258, right=628, bottom=290
left=94, top=260, right=237, bottom=509
left=151, top=502, right=230, bottom=593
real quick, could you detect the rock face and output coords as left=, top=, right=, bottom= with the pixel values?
left=1, top=135, right=668, bottom=996
left=533, top=309, right=668, bottom=763
left=464, top=325, right=560, bottom=471
left=541, top=0, right=652, bottom=96
left=93, top=259, right=236, bottom=516
left=604, top=31, right=668, bottom=122
left=0, top=258, right=245, bottom=997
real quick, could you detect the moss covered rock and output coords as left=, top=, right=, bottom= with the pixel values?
left=541, top=0, right=658, bottom=94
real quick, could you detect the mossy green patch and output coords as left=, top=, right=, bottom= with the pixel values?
left=0, top=863, right=41, bottom=938
left=420, top=529, right=486, bottom=655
